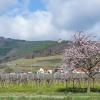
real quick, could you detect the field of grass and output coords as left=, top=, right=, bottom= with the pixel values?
left=3, top=55, right=62, bottom=72
left=0, top=81, right=100, bottom=100
left=0, top=95, right=100, bottom=100
left=1, top=55, right=100, bottom=100
left=0, top=66, right=100, bottom=100
left=8, top=55, right=62, bottom=65
left=0, top=79, right=99, bottom=94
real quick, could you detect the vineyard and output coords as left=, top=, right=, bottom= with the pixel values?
left=0, top=72, right=100, bottom=94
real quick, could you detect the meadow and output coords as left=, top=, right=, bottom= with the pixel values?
left=2, top=55, right=62, bottom=72
left=0, top=95, right=100, bottom=100
left=0, top=82, right=99, bottom=100
left=0, top=55, right=100, bottom=100
left=0, top=78, right=99, bottom=100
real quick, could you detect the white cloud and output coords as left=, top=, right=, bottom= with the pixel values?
left=0, top=11, right=59, bottom=40
left=0, top=0, right=18, bottom=14
left=45, top=0, right=100, bottom=31
left=0, top=0, right=100, bottom=40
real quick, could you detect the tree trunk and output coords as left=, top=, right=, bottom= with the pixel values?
left=87, top=77, right=91, bottom=93
left=65, top=79, right=68, bottom=93
left=65, top=79, right=68, bottom=89
left=92, top=78, right=95, bottom=89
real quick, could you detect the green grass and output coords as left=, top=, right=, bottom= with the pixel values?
left=8, top=55, right=62, bottom=65
left=0, top=96, right=100, bottom=100
left=0, top=93, right=100, bottom=100
left=0, top=81, right=99, bottom=100
left=0, top=82, right=65, bottom=94
left=4, top=55, right=62, bottom=72
left=1, top=55, right=100, bottom=100
left=0, top=80, right=99, bottom=94
left=0, top=97, right=62, bottom=100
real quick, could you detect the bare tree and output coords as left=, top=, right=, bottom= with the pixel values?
left=63, top=32, right=100, bottom=93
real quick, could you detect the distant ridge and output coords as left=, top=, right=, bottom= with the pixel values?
left=0, top=36, right=72, bottom=63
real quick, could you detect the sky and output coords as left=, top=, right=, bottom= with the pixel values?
left=0, top=0, right=100, bottom=41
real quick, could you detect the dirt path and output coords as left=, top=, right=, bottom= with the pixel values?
left=0, top=95, right=65, bottom=99
left=0, top=95, right=100, bottom=99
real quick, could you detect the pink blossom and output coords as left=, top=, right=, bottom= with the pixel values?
left=63, top=33, right=100, bottom=78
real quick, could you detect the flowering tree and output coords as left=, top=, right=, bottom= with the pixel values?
left=63, top=33, right=100, bottom=92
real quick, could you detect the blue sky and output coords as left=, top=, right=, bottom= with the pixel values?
left=28, top=0, right=46, bottom=12
left=0, top=0, right=100, bottom=40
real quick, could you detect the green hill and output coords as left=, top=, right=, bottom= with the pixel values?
left=0, top=37, right=70, bottom=72
left=4, top=55, right=62, bottom=72
left=0, top=37, right=72, bottom=63
left=0, top=37, right=58, bottom=62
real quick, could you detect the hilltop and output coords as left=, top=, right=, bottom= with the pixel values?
left=0, top=37, right=72, bottom=63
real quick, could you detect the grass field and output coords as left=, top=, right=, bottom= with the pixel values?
left=0, top=77, right=99, bottom=100
left=0, top=95, right=100, bottom=100
left=3, top=55, right=62, bottom=72
left=0, top=74, right=99, bottom=100
left=0, top=79, right=99, bottom=94
left=0, top=55, right=100, bottom=100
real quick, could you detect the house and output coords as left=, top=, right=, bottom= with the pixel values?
left=72, top=68, right=85, bottom=74
left=37, top=68, right=52, bottom=74
left=57, top=39, right=63, bottom=43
